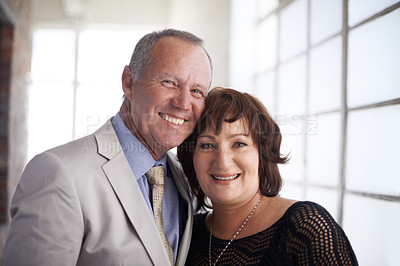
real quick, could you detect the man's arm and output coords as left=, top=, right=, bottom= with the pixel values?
left=4, top=151, right=84, bottom=266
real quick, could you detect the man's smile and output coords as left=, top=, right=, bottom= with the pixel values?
left=159, top=113, right=185, bottom=125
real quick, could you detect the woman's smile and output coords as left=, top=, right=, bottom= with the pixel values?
left=211, top=173, right=240, bottom=181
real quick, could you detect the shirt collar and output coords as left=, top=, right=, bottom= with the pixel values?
left=111, top=112, right=167, bottom=180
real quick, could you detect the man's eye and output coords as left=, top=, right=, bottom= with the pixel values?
left=161, top=80, right=177, bottom=88
left=191, top=89, right=206, bottom=99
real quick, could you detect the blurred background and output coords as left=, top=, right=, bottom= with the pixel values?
left=0, top=0, right=399, bottom=264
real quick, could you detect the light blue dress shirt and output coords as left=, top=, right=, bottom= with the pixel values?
left=111, top=113, right=181, bottom=260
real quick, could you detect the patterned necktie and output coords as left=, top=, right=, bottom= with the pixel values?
left=146, top=165, right=174, bottom=265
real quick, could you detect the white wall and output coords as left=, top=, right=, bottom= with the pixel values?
left=168, top=0, right=231, bottom=88
left=32, top=0, right=170, bottom=26
left=32, top=0, right=231, bottom=88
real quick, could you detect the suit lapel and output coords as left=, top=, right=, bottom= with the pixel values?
left=94, top=120, right=170, bottom=266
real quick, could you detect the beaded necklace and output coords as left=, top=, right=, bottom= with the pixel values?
left=208, top=195, right=262, bottom=266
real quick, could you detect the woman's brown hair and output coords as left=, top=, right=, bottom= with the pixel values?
left=177, top=87, right=289, bottom=211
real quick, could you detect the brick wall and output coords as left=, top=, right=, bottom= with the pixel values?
left=0, top=24, right=13, bottom=223
left=0, top=0, right=32, bottom=260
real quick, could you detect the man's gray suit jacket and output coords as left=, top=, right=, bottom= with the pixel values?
left=3, top=119, right=194, bottom=266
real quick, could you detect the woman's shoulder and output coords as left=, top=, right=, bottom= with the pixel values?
left=276, top=201, right=359, bottom=265
left=279, top=200, right=341, bottom=235
left=285, top=200, right=330, bottom=215
left=284, top=201, right=334, bottom=221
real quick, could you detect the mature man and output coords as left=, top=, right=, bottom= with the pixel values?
left=4, top=29, right=212, bottom=266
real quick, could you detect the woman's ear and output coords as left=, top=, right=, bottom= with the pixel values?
left=121, top=66, right=134, bottom=99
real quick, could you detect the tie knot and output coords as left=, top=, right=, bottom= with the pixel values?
left=146, top=165, right=165, bottom=187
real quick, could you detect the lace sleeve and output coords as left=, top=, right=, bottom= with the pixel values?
left=289, top=202, right=358, bottom=266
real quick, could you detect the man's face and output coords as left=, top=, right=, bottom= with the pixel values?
left=123, top=37, right=212, bottom=159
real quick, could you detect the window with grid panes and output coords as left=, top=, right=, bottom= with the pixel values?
left=229, top=1, right=400, bottom=265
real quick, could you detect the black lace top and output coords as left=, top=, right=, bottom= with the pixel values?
left=185, top=201, right=358, bottom=265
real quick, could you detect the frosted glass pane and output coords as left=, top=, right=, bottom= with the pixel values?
left=310, top=0, right=343, bottom=45
left=254, top=71, right=275, bottom=115
left=348, top=9, right=400, bottom=108
left=75, top=85, right=122, bottom=138
left=229, top=0, right=257, bottom=89
left=307, top=113, right=341, bottom=187
left=279, top=133, right=305, bottom=183
left=349, top=0, right=399, bottom=26
left=343, top=194, right=400, bottom=266
left=27, top=83, right=74, bottom=160
left=309, top=36, right=342, bottom=113
left=238, top=86, right=254, bottom=95
left=280, top=182, right=304, bottom=200
left=277, top=55, right=307, bottom=116
left=256, top=15, right=277, bottom=72
left=276, top=55, right=308, bottom=182
left=77, top=30, right=145, bottom=85
left=279, top=0, right=308, bottom=61
left=31, top=29, right=75, bottom=83
left=257, top=0, right=278, bottom=19
left=346, top=105, right=400, bottom=196
left=276, top=50, right=310, bottom=182
left=305, top=187, right=340, bottom=221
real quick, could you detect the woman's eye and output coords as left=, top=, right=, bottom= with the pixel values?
left=233, top=142, right=247, bottom=148
left=197, top=143, right=215, bottom=150
left=161, top=80, right=177, bottom=88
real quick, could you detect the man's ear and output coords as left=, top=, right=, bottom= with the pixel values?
left=121, top=66, right=135, bottom=99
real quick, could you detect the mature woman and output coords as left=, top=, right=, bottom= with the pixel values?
left=178, top=87, right=358, bottom=265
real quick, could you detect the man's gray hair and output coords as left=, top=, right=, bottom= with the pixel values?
left=128, top=28, right=213, bottom=81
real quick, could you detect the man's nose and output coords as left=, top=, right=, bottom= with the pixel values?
left=171, top=87, right=191, bottom=111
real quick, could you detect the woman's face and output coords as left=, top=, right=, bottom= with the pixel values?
left=193, top=118, right=260, bottom=207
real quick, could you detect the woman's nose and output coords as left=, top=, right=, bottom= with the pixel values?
left=213, top=148, right=233, bottom=169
